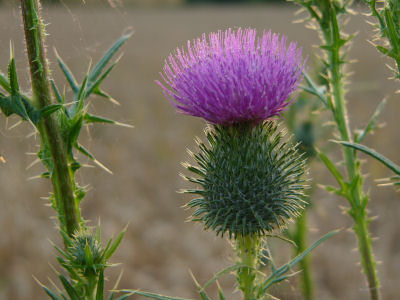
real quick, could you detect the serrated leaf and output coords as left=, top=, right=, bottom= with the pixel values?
left=339, top=141, right=400, bottom=175
left=88, top=34, right=131, bottom=84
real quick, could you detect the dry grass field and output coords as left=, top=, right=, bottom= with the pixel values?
left=0, top=2, right=399, bottom=299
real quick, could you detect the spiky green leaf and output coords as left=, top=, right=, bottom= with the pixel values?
left=262, top=230, right=339, bottom=292
left=104, top=227, right=126, bottom=260
left=88, top=34, right=131, bottom=84
left=51, top=79, right=64, bottom=104
left=42, top=286, right=63, bottom=300
left=84, top=113, right=116, bottom=125
left=339, top=141, right=400, bottom=175
left=55, top=50, right=79, bottom=94
left=59, top=274, right=81, bottom=300
left=86, top=61, right=117, bottom=98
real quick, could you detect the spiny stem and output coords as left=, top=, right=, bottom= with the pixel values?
left=236, top=235, right=260, bottom=300
left=20, top=0, right=79, bottom=237
left=316, top=3, right=380, bottom=299
left=352, top=210, right=380, bottom=300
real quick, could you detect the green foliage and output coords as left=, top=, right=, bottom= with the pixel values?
left=339, top=141, right=400, bottom=186
left=0, top=51, right=62, bottom=124
left=364, top=0, right=400, bottom=79
left=40, top=227, right=127, bottom=300
left=260, top=230, right=338, bottom=294
left=1, top=1, right=132, bottom=298
left=291, top=0, right=382, bottom=299
left=183, top=121, right=308, bottom=238
left=0, top=34, right=131, bottom=233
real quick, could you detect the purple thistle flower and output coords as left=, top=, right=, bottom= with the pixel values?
left=157, top=28, right=306, bottom=125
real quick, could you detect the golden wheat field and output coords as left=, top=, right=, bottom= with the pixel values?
left=0, top=2, right=400, bottom=299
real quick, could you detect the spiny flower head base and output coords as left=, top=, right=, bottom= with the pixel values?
left=184, top=122, right=307, bottom=238
left=158, top=28, right=305, bottom=125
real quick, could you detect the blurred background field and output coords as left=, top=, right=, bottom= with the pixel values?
left=0, top=1, right=399, bottom=299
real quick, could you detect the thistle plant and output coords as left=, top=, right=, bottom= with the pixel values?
left=0, top=0, right=130, bottom=298
left=337, top=0, right=400, bottom=188
left=124, top=28, right=337, bottom=300
left=290, top=0, right=383, bottom=299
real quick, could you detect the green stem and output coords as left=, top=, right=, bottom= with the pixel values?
left=318, top=3, right=380, bottom=299
left=86, top=275, right=97, bottom=300
left=236, top=235, right=260, bottom=300
left=20, top=0, right=79, bottom=237
left=293, top=209, right=313, bottom=300
left=352, top=211, right=380, bottom=300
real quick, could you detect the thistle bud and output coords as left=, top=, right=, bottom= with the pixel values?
left=66, top=230, right=104, bottom=277
left=184, top=122, right=307, bottom=238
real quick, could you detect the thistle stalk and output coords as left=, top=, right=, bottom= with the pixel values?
left=236, top=235, right=260, bottom=300
left=20, top=0, right=79, bottom=237
left=293, top=1, right=380, bottom=299
left=323, top=7, right=379, bottom=300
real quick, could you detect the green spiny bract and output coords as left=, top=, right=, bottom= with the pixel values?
left=184, top=121, right=308, bottom=238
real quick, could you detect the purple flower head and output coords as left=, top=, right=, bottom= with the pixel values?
left=157, top=28, right=306, bottom=125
